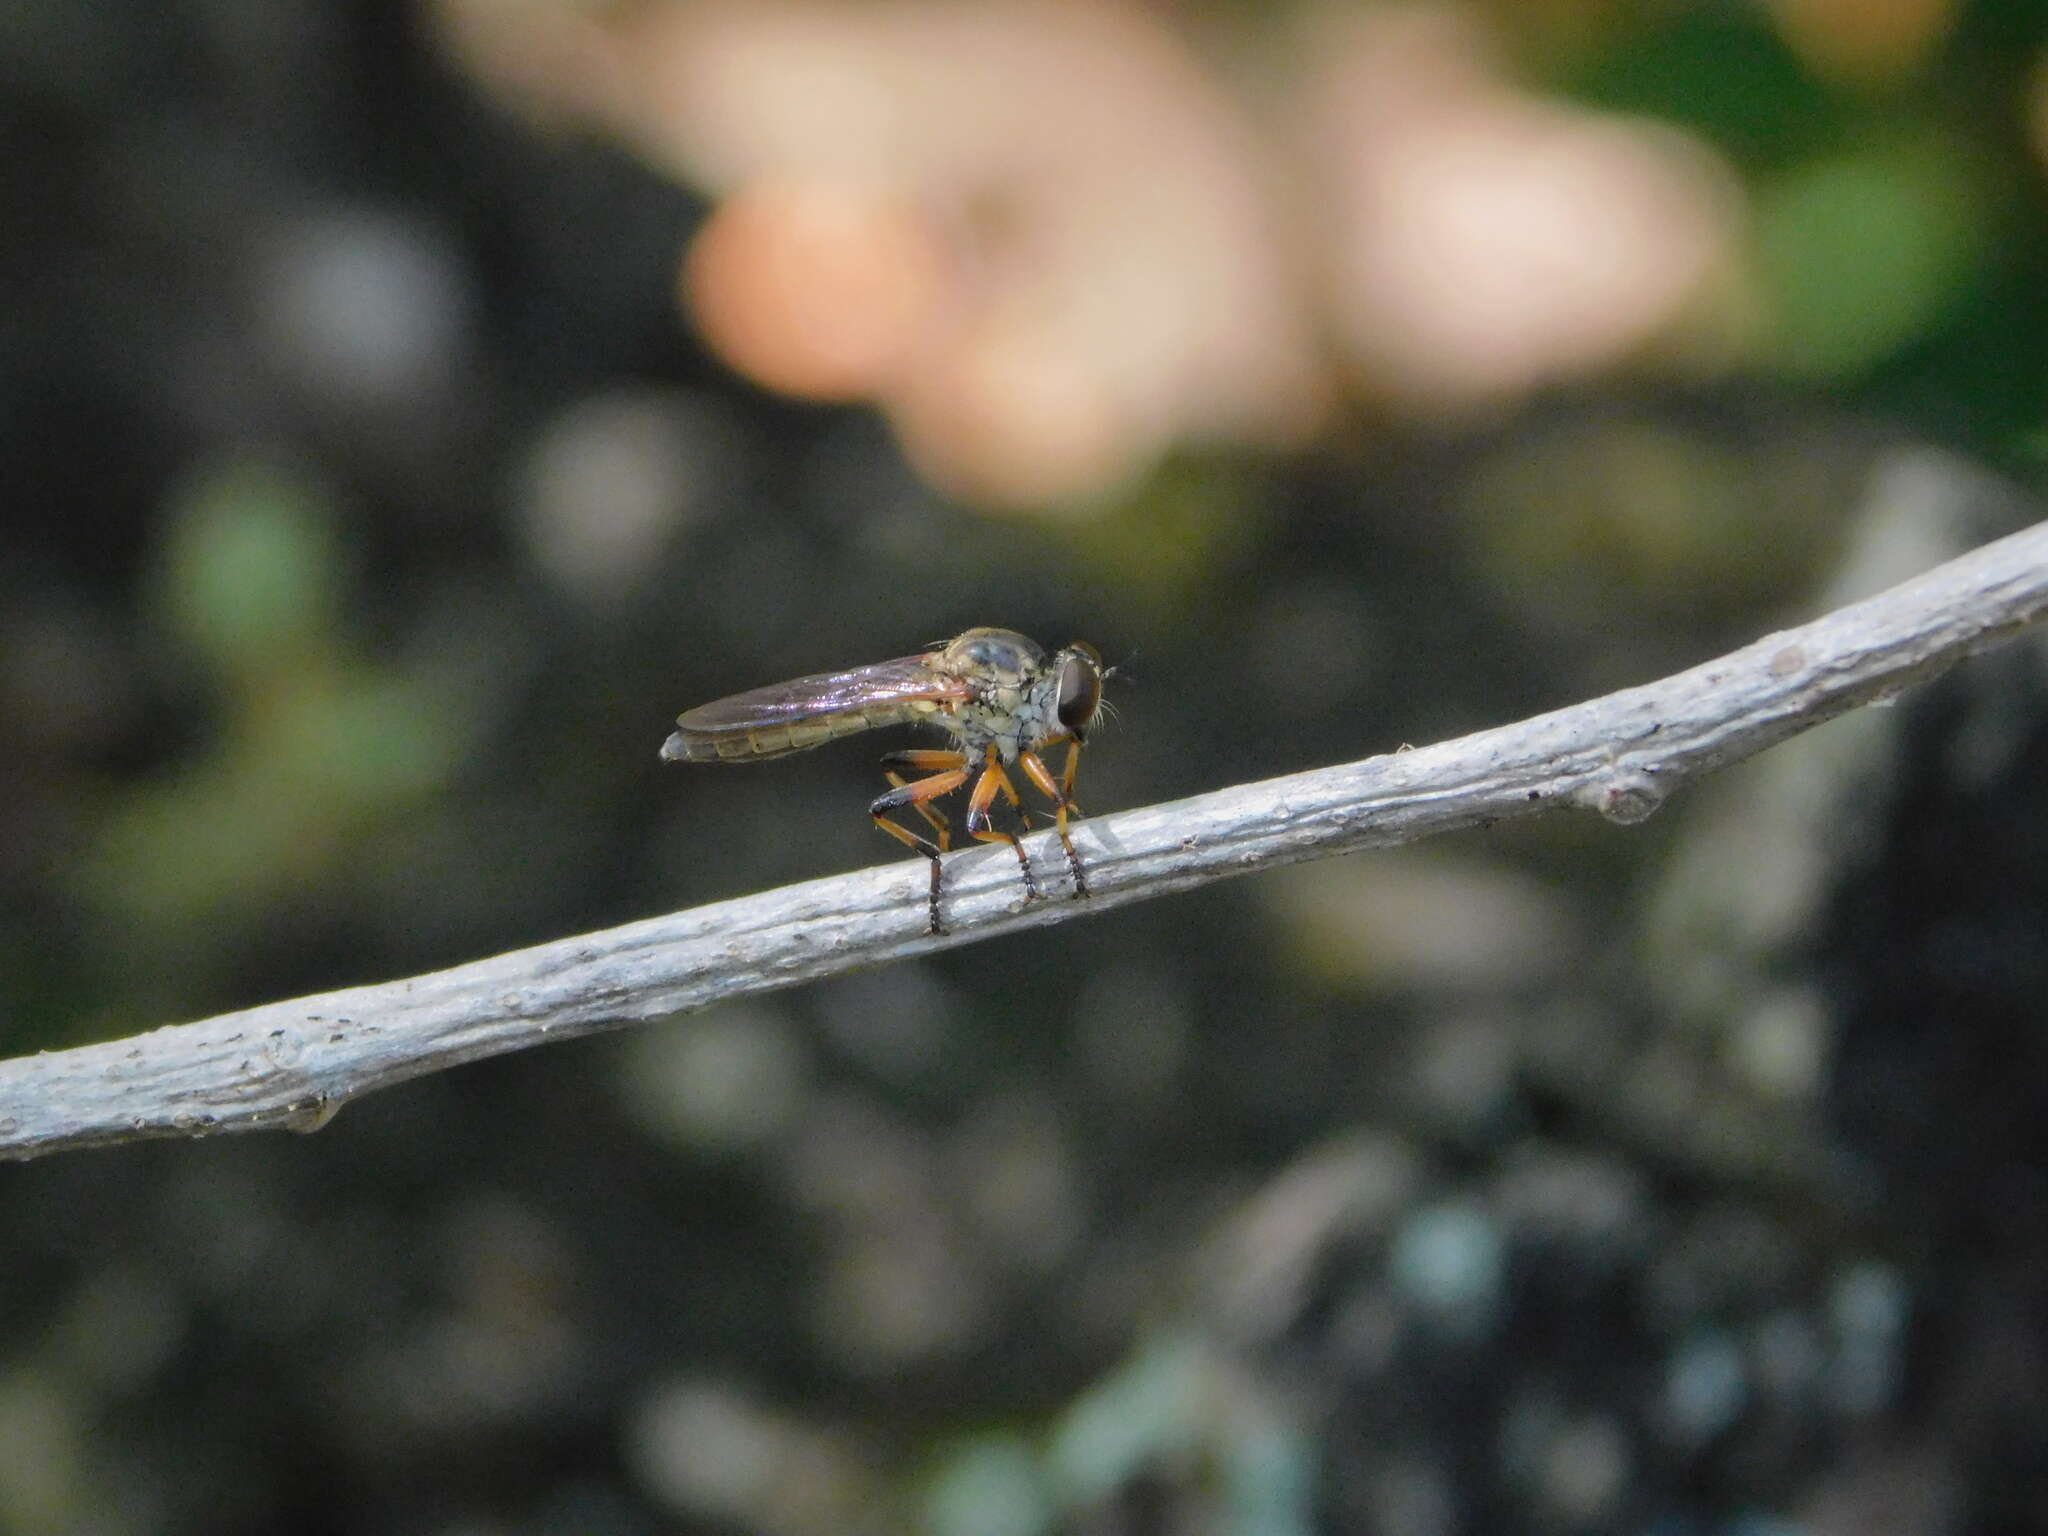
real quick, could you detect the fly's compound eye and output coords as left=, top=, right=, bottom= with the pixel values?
left=1055, top=645, right=1103, bottom=742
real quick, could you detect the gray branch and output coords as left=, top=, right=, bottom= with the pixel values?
left=8, top=503, right=2048, bottom=1161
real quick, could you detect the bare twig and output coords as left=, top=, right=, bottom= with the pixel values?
left=6, top=512, right=2048, bottom=1160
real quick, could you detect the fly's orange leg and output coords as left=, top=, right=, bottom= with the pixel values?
left=882, top=750, right=967, bottom=848
left=882, top=750, right=971, bottom=772
left=964, top=748, right=1042, bottom=905
left=1020, top=746, right=1089, bottom=898
left=871, top=765, right=969, bottom=934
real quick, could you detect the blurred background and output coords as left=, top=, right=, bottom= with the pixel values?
left=5, top=0, right=2048, bottom=1531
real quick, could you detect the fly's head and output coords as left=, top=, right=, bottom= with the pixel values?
left=1042, top=641, right=1104, bottom=747
left=1007, top=638, right=1103, bottom=756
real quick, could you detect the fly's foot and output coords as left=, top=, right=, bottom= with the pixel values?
left=924, top=855, right=946, bottom=937
left=1054, top=828, right=1088, bottom=900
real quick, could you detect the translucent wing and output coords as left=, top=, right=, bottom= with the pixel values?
left=661, top=653, right=971, bottom=763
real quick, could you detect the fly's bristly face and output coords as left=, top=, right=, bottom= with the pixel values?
left=662, top=625, right=1111, bottom=935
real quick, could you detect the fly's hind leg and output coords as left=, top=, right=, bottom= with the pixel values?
left=881, top=750, right=965, bottom=847
left=871, top=757, right=969, bottom=934
left=965, top=750, right=1042, bottom=905
left=1020, top=745, right=1089, bottom=899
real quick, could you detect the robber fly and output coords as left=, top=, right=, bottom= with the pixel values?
left=661, top=628, right=1107, bottom=935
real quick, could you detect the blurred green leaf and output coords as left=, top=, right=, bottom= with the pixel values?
left=1045, top=1334, right=1205, bottom=1507
left=75, top=666, right=475, bottom=936
left=1068, top=456, right=1265, bottom=615
left=1223, top=1419, right=1316, bottom=1536
left=922, top=1434, right=1052, bottom=1536
left=1758, top=134, right=1990, bottom=379
left=1465, top=418, right=1826, bottom=628
left=1568, top=13, right=1837, bottom=166
left=157, top=458, right=343, bottom=679
left=270, top=673, right=471, bottom=809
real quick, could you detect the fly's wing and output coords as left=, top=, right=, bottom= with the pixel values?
left=660, top=653, right=970, bottom=763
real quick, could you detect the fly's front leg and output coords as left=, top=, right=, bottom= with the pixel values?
left=1020, top=745, right=1089, bottom=899
left=871, top=760, right=969, bottom=934
left=965, top=749, right=1042, bottom=905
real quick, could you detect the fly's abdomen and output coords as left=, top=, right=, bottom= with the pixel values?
left=661, top=702, right=933, bottom=763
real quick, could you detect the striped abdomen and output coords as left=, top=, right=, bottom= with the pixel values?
left=661, top=701, right=940, bottom=762
left=661, top=652, right=970, bottom=764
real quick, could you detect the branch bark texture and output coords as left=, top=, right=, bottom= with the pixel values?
left=7, top=513, right=2048, bottom=1160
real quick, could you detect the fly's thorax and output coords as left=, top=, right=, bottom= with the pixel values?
left=949, top=675, right=1066, bottom=760
left=934, top=628, right=1046, bottom=686
left=930, top=627, right=1058, bottom=762
left=926, top=627, right=1102, bottom=762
